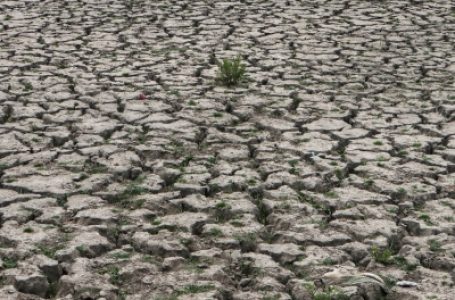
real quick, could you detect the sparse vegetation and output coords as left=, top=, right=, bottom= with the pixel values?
left=322, top=257, right=337, bottom=265
left=255, top=197, right=269, bottom=225
left=324, top=191, right=338, bottom=198
left=83, top=161, right=108, bottom=174
left=99, top=265, right=122, bottom=285
left=393, top=256, right=417, bottom=271
left=371, top=245, right=393, bottom=265
left=111, top=177, right=147, bottom=206
left=176, top=284, right=215, bottom=294
left=428, top=239, right=443, bottom=252
left=304, top=283, right=349, bottom=300
left=23, top=82, right=33, bottom=91
left=37, top=243, right=65, bottom=259
left=216, top=56, right=246, bottom=87
left=76, top=245, right=90, bottom=256
left=419, top=214, right=434, bottom=226
left=238, top=257, right=260, bottom=277
left=23, top=227, right=34, bottom=233
left=156, top=284, right=215, bottom=298
left=235, top=232, right=257, bottom=252
left=214, top=201, right=232, bottom=223
left=110, top=251, right=132, bottom=260
left=2, top=257, right=17, bottom=269
left=207, top=227, right=223, bottom=237
left=262, top=294, right=281, bottom=300
left=395, top=187, right=407, bottom=199
left=363, top=178, right=374, bottom=188
left=1, top=2, right=451, bottom=299
left=397, top=149, right=408, bottom=157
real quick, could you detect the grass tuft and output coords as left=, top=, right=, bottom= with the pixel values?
left=216, top=56, right=246, bottom=87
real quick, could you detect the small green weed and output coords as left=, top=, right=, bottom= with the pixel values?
left=175, top=284, right=215, bottom=295
left=235, top=232, right=257, bottom=252
left=428, top=239, right=443, bottom=252
left=371, top=246, right=393, bottom=265
left=23, top=227, right=34, bottom=233
left=207, top=227, right=223, bottom=237
left=216, top=56, right=246, bottom=87
left=418, top=214, right=434, bottom=226
left=2, top=257, right=17, bottom=269
left=305, top=282, right=349, bottom=300
left=99, top=265, right=122, bottom=285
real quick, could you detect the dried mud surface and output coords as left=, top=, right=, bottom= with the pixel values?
left=0, top=0, right=454, bottom=299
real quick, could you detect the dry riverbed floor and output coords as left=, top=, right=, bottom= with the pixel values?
left=0, top=0, right=454, bottom=299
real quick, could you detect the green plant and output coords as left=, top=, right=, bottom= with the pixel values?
left=371, top=246, right=393, bottom=265
left=2, top=257, right=17, bottom=269
left=47, top=281, right=59, bottom=298
left=76, top=245, right=90, bottom=256
left=397, top=149, right=408, bottom=157
left=230, top=220, right=244, bottom=227
left=216, top=56, right=246, bottom=87
left=363, top=178, right=374, bottom=188
left=322, top=257, right=337, bottom=265
left=444, top=216, right=454, bottom=222
left=235, top=232, right=257, bottom=252
left=238, top=258, right=260, bottom=277
left=155, top=295, right=178, bottom=300
left=262, top=294, right=281, bottom=300
left=207, top=227, right=223, bottom=237
left=288, top=159, right=299, bottom=167
left=110, top=251, right=131, bottom=260
left=207, top=156, right=217, bottom=165
left=37, top=244, right=64, bottom=259
left=84, top=161, right=108, bottom=174
left=111, top=177, right=147, bottom=206
left=289, top=167, right=299, bottom=175
left=383, top=275, right=397, bottom=289
left=99, top=265, right=121, bottom=285
left=175, top=284, right=215, bottom=295
left=57, top=194, right=68, bottom=207
left=304, top=283, right=349, bottom=300
left=393, top=256, right=417, bottom=271
left=142, top=255, right=160, bottom=264
left=23, top=227, right=34, bottom=233
left=260, top=229, right=276, bottom=243
left=324, top=191, right=338, bottom=198
left=168, top=140, right=188, bottom=158
left=247, top=178, right=257, bottom=186
left=214, top=201, right=232, bottom=223
left=255, top=197, right=269, bottom=225
left=23, top=82, right=33, bottom=91
left=334, top=168, right=344, bottom=180
left=418, top=214, right=434, bottom=226
left=151, top=218, right=161, bottom=226
left=314, top=291, right=349, bottom=300
left=428, top=239, right=443, bottom=252
left=377, top=155, right=387, bottom=162
left=183, top=257, right=203, bottom=274
left=395, top=187, right=407, bottom=198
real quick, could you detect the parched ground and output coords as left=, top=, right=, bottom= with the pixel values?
left=0, top=0, right=454, bottom=299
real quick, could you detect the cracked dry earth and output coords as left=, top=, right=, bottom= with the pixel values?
left=0, top=0, right=454, bottom=300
